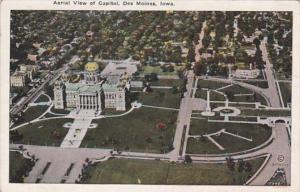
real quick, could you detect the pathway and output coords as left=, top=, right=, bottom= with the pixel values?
left=169, top=70, right=195, bottom=161
left=60, top=118, right=92, bottom=148
left=195, top=21, right=207, bottom=62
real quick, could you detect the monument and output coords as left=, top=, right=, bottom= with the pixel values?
left=201, top=89, right=215, bottom=116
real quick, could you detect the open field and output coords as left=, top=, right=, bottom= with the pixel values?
left=11, top=118, right=72, bottom=146
left=81, top=158, right=265, bottom=185
left=81, top=107, right=178, bottom=153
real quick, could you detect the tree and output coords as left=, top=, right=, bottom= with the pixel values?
left=226, top=156, right=235, bottom=171
left=194, top=61, right=206, bottom=75
left=10, top=130, right=23, bottom=142
left=187, top=46, right=195, bottom=63
left=184, top=155, right=192, bottom=163
left=237, top=159, right=245, bottom=172
left=202, top=35, right=212, bottom=48
left=253, top=38, right=261, bottom=49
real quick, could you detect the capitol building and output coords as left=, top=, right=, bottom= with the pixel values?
left=53, top=62, right=130, bottom=112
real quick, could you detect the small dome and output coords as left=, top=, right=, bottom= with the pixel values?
left=85, top=62, right=99, bottom=72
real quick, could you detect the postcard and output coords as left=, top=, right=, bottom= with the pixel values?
left=1, top=0, right=299, bottom=192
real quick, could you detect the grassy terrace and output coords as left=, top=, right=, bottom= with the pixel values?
left=210, top=102, right=256, bottom=109
left=12, top=105, right=49, bottom=127
left=187, top=119, right=271, bottom=154
left=141, top=65, right=184, bottom=76
left=240, top=109, right=291, bottom=117
left=228, top=116, right=258, bottom=122
left=24, top=106, right=49, bottom=121
left=11, top=118, right=72, bottom=146
left=195, top=89, right=225, bottom=101
left=220, top=84, right=267, bottom=105
left=197, top=79, right=229, bottom=90
left=279, top=82, right=291, bottom=107
left=150, top=79, right=182, bottom=87
left=136, top=89, right=181, bottom=108
left=81, top=158, right=265, bottom=185
left=49, top=107, right=70, bottom=114
left=81, top=107, right=178, bottom=153
left=239, top=80, right=269, bottom=89
left=34, top=94, right=49, bottom=103
left=212, top=133, right=262, bottom=153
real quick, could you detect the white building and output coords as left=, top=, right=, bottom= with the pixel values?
left=53, top=62, right=128, bottom=112
left=233, top=69, right=260, bottom=79
left=10, top=71, right=27, bottom=87
left=19, top=64, right=38, bottom=81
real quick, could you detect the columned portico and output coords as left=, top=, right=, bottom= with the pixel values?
left=78, top=93, right=102, bottom=111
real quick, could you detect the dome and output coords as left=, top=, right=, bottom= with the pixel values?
left=85, top=62, right=99, bottom=72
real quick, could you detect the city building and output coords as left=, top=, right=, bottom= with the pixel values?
left=233, top=68, right=260, bottom=79
left=10, top=71, right=27, bottom=87
left=19, top=64, right=38, bottom=81
left=53, top=62, right=130, bottom=112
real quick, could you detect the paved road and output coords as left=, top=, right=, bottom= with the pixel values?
left=10, top=55, right=76, bottom=116
left=189, top=122, right=291, bottom=185
left=10, top=74, right=53, bottom=115
left=12, top=144, right=111, bottom=183
left=10, top=144, right=169, bottom=183
left=169, top=70, right=195, bottom=161
left=60, top=118, right=92, bottom=148
left=260, top=40, right=281, bottom=108
left=195, top=21, right=207, bottom=62
left=250, top=123, right=290, bottom=185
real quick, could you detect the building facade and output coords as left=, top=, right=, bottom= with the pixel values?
left=233, top=69, right=260, bottom=79
left=53, top=62, right=128, bottom=112
left=10, top=71, right=26, bottom=87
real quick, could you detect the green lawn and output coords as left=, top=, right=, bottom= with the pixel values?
left=240, top=80, right=269, bottom=89
left=279, top=82, right=291, bottom=108
left=137, top=89, right=181, bottom=108
left=34, top=94, right=50, bottom=103
left=11, top=118, right=72, bottom=146
left=240, top=109, right=291, bottom=117
left=220, top=84, right=267, bottom=105
left=228, top=116, right=258, bottom=122
left=197, top=79, right=229, bottom=90
left=141, top=65, right=184, bottom=76
left=12, top=105, right=49, bottom=127
left=49, top=107, right=70, bottom=114
left=186, top=137, right=221, bottom=154
left=227, top=102, right=256, bottom=108
left=187, top=119, right=272, bottom=154
left=81, top=158, right=265, bottom=185
left=212, top=133, right=259, bottom=153
left=195, top=89, right=226, bottom=101
left=24, top=106, right=49, bottom=121
left=9, top=151, right=34, bottom=183
left=189, top=118, right=226, bottom=135
left=151, top=79, right=182, bottom=87
left=81, top=107, right=178, bottom=153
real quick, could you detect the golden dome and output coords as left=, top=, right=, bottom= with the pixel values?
left=85, top=62, right=99, bottom=72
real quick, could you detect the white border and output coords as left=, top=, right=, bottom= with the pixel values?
left=1, top=0, right=300, bottom=192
